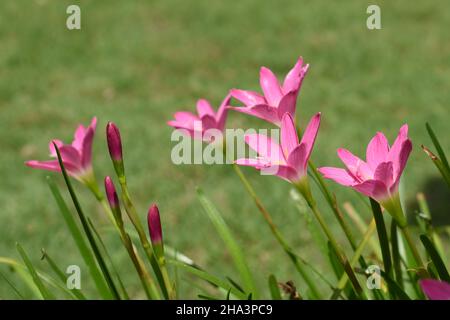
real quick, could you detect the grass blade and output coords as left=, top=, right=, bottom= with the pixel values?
left=16, top=243, right=55, bottom=300
left=0, top=257, right=42, bottom=298
left=169, top=260, right=247, bottom=299
left=370, top=199, right=394, bottom=298
left=426, top=123, right=450, bottom=171
left=422, top=145, right=450, bottom=188
left=47, top=176, right=110, bottom=299
left=41, top=249, right=86, bottom=300
left=53, top=144, right=119, bottom=299
left=87, top=218, right=130, bottom=299
left=420, top=235, right=450, bottom=282
left=197, top=188, right=258, bottom=298
left=0, top=270, right=25, bottom=299
left=390, top=221, right=404, bottom=289
left=268, top=274, right=282, bottom=300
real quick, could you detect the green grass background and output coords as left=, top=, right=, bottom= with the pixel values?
left=0, top=0, right=449, bottom=298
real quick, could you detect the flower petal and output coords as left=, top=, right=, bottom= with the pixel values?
left=280, top=113, right=299, bottom=158
left=337, top=148, right=372, bottom=181
left=300, top=112, right=321, bottom=161
left=196, top=99, right=215, bottom=118
left=230, top=89, right=266, bottom=106
left=244, top=134, right=283, bottom=163
left=282, top=57, right=309, bottom=94
left=267, top=164, right=299, bottom=182
left=366, top=132, right=389, bottom=170
left=352, top=179, right=388, bottom=200
left=235, top=158, right=270, bottom=169
left=260, top=67, right=282, bottom=106
left=374, top=162, right=394, bottom=188
left=80, top=127, right=94, bottom=169
left=287, top=144, right=307, bottom=176
left=420, top=279, right=450, bottom=300
left=229, top=104, right=279, bottom=125
left=216, top=94, right=231, bottom=131
left=25, top=160, right=79, bottom=175
left=277, top=91, right=297, bottom=119
left=170, top=112, right=198, bottom=129
left=318, top=167, right=357, bottom=186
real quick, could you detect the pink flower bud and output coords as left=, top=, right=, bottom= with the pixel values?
left=147, top=204, right=163, bottom=246
left=106, top=122, right=123, bottom=162
left=104, top=176, right=122, bottom=224
left=104, top=176, right=119, bottom=209
left=106, top=122, right=125, bottom=179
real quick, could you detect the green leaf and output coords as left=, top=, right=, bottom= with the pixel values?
left=290, top=189, right=328, bottom=257
left=53, top=144, right=120, bottom=299
left=422, top=145, right=450, bottom=189
left=426, top=123, right=450, bottom=171
left=16, top=243, right=55, bottom=300
left=0, top=270, right=25, bottom=299
left=380, top=270, right=411, bottom=300
left=47, top=176, right=110, bottom=299
left=420, top=235, right=450, bottom=282
left=370, top=199, right=394, bottom=298
left=390, top=221, right=404, bottom=290
left=168, top=260, right=247, bottom=299
left=41, top=249, right=86, bottom=300
left=87, top=218, right=130, bottom=300
left=0, top=257, right=42, bottom=298
left=268, top=274, right=282, bottom=300
left=197, top=188, right=258, bottom=298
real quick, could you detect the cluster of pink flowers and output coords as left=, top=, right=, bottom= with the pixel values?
left=167, top=57, right=413, bottom=213
left=27, top=57, right=446, bottom=300
left=25, top=56, right=414, bottom=233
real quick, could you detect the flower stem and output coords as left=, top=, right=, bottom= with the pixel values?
left=294, top=182, right=363, bottom=297
left=369, top=199, right=394, bottom=298
left=119, top=180, right=175, bottom=299
left=332, top=218, right=376, bottom=299
left=86, top=178, right=160, bottom=299
left=401, top=225, right=426, bottom=273
left=232, top=164, right=322, bottom=299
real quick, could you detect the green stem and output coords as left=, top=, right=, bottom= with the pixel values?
left=54, top=147, right=120, bottom=299
left=232, top=165, right=321, bottom=299
left=370, top=199, right=394, bottom=299
left=309, top=162, right=360, bottom=253
left=401, top=225, right=426, bottom=273
left=390, top=220, right=404, bottom=290
left=295, top=181, right=363, bottom=296
left=119, top=180, right=174, bottom=299
left=332, top=218, right=376, bottom=299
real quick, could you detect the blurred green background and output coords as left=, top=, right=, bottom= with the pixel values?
left=0, top=0, right=449, bottom=298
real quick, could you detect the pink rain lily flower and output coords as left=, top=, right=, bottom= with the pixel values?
left=229, top=57, right=309, bottom=126
left=318, top=125, right=412, bottom=225
left=236, top=112, right=321, bottom=184
left=26, top=117, right=97, bottom=183
left=168, top=94, right=231, bottom=141
left=420, top=279, right=450, bottom=300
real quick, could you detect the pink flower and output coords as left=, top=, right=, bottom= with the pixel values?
left=25, top=117, right=97, bottom=183
left=420, top=279, right=450, bottom=300
left=229, top=57, right=309, bottom=126
left=168, top=94, right=231, bottom=141
left=236, top=112, right=321, bottom=184
left=318, top=125, right=412, bottom=225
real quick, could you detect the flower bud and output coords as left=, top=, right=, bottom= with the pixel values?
left=147, top=204, right=164, bottom=257
left=106, top=122, right=125, bottom=180
left=104, top=176, right=122, bottom=224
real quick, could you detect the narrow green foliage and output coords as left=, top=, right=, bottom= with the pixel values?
left=16, top=243, right=54, bottom=300
left=420, top=235, right=450, bottom=282
left=197, top=188, right=258, bottom=298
